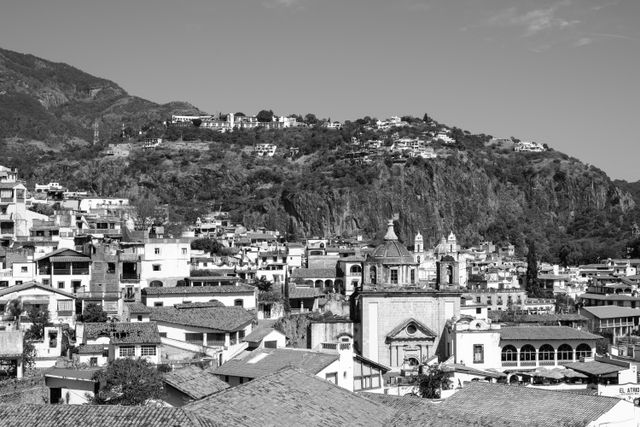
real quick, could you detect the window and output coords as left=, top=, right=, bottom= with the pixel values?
left=154, top=247, right=160, bottom=255
left=486, top=297, right=492, bottom=305
left=406, top=324, right=417, bottom=335
left=390, top=269, right=398, bottom=285
left=141, top=345, right=156, bottom=356
left=119, top=346, right=135, bottom=357
left=234, top=299, right=244, bottom=307
left=325, top=373, right=338, bottom=384
left=152, top=264, right=161, bottom=272
left=410, top=269, right=415, bottom=284
left=159, top=332, right=167, bottom=338
left=57, top=300, right=73, bottom=313
left=42, top=279, right=50, bottom=286
left=137, top=315, right=143, bottom=321
left=20, top=266, right=28, bottom=273
left=107, top=263, right=116, bottom=274
left=153, top=302, right=163, bottom=307
left=238, top=330, right=245, bottom=340
left=476, top=308, right=482, bottom=314
left=473, top=345, right=484, bottom=363
left=57, top=281, right=65, bottom=289
left=476, top=296, right=481, bottom=303
left=15, top=281, right=22, bottom=285
left=264, top=340, right=277, bottom=348
left=182, top=248, right=188, bottom=255
left=502, top=345, right=517, bottom=362
left=185, top=333, right=204, bottom=345
left=0, top=281, right=8, bottom=288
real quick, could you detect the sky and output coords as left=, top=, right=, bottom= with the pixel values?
left=1, top=0, right=639, bottom=180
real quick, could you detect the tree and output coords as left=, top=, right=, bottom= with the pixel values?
left=83, top=303, right=108, bottom=323
left=234, top=112, right=246, bottom=117
left=91, top=358, right=163, bottom=405
left=24, top=305, right=50, bottom=341
left=304, top=113, right=318, bottom=125
left=256, top=109, right=274, bottom=123
left=191, top=118, right=202, bottom=127
left=416, top=365, right=451, bottom=399
left=6, top=299, right=23, bottom=330
left=525, top=240, right=539, bottom=296
left=191, top=237, right=224, bottom=255
left=254, top=277, right=273, bottom=292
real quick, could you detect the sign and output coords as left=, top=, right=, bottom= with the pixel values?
left=598, top=383, right=640, bottom=403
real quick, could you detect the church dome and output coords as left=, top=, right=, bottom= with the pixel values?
left=370, top=220, right=416, bottom=265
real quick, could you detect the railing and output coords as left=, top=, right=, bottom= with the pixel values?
left=120, top=274, right=140, bottom=283
left=539, top=360, right=556, bottom=366
left=0, top=197, right=14, bottom=203
left=502, top=360, right=518, bottom=367
left=321, top=343, right=338, bottom=350
left=520, top=360, right=536, bottom=367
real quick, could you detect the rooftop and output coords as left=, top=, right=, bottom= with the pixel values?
left=499, top=326, right=601, bottom=341
left=212, top=348, right=338, bottom=379
left=150, top=306, right=254, bottom=332
left=423, top=382, right=622, bottom=427
left=83, top=322, right=161, bottom=345
left=143, top=285, right=255, bottom=296
left=581, top=305, right=640, bottom=319
left=290, top=268, right=336, bottom=279
left=163, top=366, right=230, bottom=400
left=0, top=404, right=215, bottom=427
left=563, top=360, right=628, bottom=376
left=186, top=367, right=395, bottom=426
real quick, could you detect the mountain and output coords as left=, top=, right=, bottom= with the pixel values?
left=0, top=47, right=201, bottom=144
left=1, top=47, right=638, bottom=264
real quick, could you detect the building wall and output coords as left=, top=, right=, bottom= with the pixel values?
left=144, top=292, right=256, bottom=310
left=309, top=321, right=354, bottom=349
left=453, top=322, right=502, bottom=370
left=358, top=292, right=461, bottom=367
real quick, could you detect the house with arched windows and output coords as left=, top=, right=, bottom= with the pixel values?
left=447, top=318, right=601, bottom=372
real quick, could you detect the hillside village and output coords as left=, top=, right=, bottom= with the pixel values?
left=2, top=157, right=640, bottom=425
left=103, top=112, right=546, bottom=161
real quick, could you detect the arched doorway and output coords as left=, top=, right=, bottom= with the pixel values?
left=520, top=344, right=536, bottom=365
left=538, top=344, right=555, bottom=365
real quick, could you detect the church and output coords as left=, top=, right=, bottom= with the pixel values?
left=353, top=220, right=463, bottom=369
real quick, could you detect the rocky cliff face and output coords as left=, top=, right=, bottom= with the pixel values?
left=243, top=152, right=636, bottom=257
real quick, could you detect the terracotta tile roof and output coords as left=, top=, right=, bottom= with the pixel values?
left=125, top=301, right=152, bottom=314
left=75, top=343, right=107, bottom=354
left=187, top=367, right=395, bottom=426
left=243, top=326, right=284, bottom=343
left=499, top=326, right=601, bottom=341
left=212, top=348, right=338, bottom=379
left=0, top=404, right=217, bottom=427
left=0, top=281, right=76, bottom=299
left=143, top=285, right=255, bottom=296
left=581, top=293, right=640, bottom=301
left=45, top=367, right=100, bottom=381
left=581, top=305, right=640, bottom=319
left=290, top=268, right=336, bottom=279
left=563, top=361, right=628, bottom=376
left=434, top=382, right=622, bottom=426
left=288, top=287, right=323, bottom=299
left=357, top=392, right=425, bottom=413
left=163, top=366, right=230, bottom=400
left=150, top=306, right=254, bottom=332
left=83, top=322, right=161, bottom=345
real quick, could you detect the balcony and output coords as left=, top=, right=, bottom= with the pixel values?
left=120, top=273, right=140, bottom=283
left=0, top=197, right=14, bottom=203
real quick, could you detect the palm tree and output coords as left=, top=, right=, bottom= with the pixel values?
left=6, top=299, right=23, bottom=330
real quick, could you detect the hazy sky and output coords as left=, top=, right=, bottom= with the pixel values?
left=1, top=0, right=639, bottom=180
